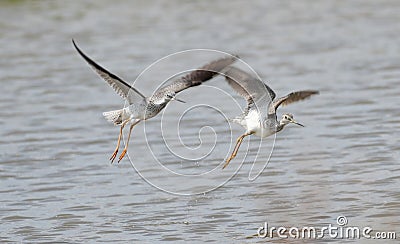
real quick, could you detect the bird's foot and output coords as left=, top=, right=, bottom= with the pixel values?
left=118, top=149, right=127, bottom=163
left=222, top=157, right=233, bottom=169
left=109, top=149, right=119, bottom=164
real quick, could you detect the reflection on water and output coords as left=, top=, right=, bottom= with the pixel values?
left=1, top=0, right=399, bottom=242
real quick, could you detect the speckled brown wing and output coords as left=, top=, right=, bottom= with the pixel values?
left=223, top=66, right=275, bottom=116
left=72, top=39, right=146, bottom=105
left=269, top=90, right=319, bottom=114
left=153, top=55, right=239, bottom=97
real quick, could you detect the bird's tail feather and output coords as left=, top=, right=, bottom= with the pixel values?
left=103, top=109, right=123, bottom=125
left=229, top=116, right=245, bottom=125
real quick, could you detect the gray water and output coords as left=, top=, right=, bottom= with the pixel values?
left=1, top=0, right=399, bottom=243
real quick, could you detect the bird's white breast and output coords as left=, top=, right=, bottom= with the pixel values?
left=243, top=110, right=275, bottom=138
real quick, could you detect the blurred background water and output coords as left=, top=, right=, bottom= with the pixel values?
left=0, top=0, right=399, bottom=242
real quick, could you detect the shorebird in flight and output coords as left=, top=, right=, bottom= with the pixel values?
left=222, top=66, right=318, bottom=169
left=73, top=40, right=237, bottom=163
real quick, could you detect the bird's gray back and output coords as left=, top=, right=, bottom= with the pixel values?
left=126, top=99, right=167, bottom=120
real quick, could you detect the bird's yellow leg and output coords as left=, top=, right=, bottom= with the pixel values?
left=118, top=121, right=140, bottom=163
left=223, top=135, right=245, bottom=169
left=223, top=132, right=254, bottom=169
left=110, top=120, right=130, bottom=163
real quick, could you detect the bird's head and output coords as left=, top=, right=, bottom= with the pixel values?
left=165, top=91, right=186, bottom=103
left=280, top=113, right=304, bottom=127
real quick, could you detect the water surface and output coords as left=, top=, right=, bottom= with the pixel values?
left=1, top=0, right=399, bottom=242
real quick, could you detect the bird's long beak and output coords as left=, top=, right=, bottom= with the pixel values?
left=291, top=120, right=304, bottom=127
left=171, top=97, right=186, bottom=103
